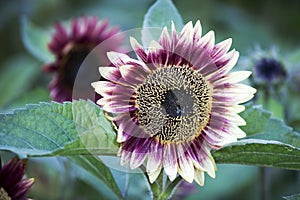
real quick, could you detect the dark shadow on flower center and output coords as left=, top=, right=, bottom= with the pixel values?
left=161, top=89, right=194, bottom=118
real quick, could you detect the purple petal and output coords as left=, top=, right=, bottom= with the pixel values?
left=130, top=137, right=152, bottom=169
left=130, top=37, right=147, bottom=62
left=107, top=51, right=131, bottom=67
left=147, top=140, right=163, bottom=174
left=119, top=64, right=147, bottom=85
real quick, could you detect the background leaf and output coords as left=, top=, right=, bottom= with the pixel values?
left=240, top=104, right=300, bottom=148
left=21, top=17, right=54, bottom=63
left=0, top=55, right=40, bottom=108
left=283, top=193, right=300, bottom=200
left=69, top=155, right=123, bottom=199
left=213, top=139, right=300, bottom=170
left=0, top=100, right=119, bottom=156
left=212, top=104, right=300, bottom=170
left=142, top=0, right=183, bottom=47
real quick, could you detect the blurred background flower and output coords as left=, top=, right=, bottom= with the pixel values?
left=240, top=46, right=287, bottom=109
left=43, top=16, right=123, bottom=102
left=0, top=157, right=34, bottom=200
left=0, top=0, right=300, bottom=199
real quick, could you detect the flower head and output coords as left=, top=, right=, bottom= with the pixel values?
left=0, top=157, right=34, bottom=200
left=92, top=21, right=256, bottom=185
left=44, top=16, right=123, bottom=102
left=242, top=46, right=286, bottom=88
left=254, top=57, right=286, bottom=84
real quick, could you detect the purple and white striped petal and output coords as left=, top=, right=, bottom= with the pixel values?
left=177, top=144, right=195, bottom=183
left=163, top=143, right=178, bottom=181
left=147, top=140, right=163, bottom=183
left=107, top=51, right=131, bottom=67
left=130, top=138, right=152, bottom=169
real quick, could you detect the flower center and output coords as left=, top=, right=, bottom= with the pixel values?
left=0, top=187, right=11, bottom=200
left=136, top=66, right=212, bottom=143
left=60, top=44, right=93, bottom=90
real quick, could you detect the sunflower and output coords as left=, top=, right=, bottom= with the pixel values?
left=0, top=157, right=34, bottom=200
left=92, top=21, right=256, bottom=185
left=44, top=16, right=123, bottom=102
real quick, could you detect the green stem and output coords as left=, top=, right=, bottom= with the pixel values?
left=259, top=88, right=271, bottom=200
left=159, top=176, right=182, bottom=200
left=259, top=167, right=270, bottom=200
left=150, top=171, right=164, bottom=200
left=142, top=166, right=182, bottom=200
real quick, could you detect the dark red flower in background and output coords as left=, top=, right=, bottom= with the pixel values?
left=0, top=157, right=34, bottom=200
left=43, top=16, right=124, bottom=102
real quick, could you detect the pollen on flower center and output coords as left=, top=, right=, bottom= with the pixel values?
left=0, top=187, right=10, bottom=200
left=136, top=65, right=212, bottom=143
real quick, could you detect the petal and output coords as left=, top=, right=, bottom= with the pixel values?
left=102, top=101, right=135, bottom=113
left=213, top=112, right=246, bottom=126
left=130, top=138, right=152, bottom=169
left=213, top=71, right=252, bottom=85
left=119, top=64, right=147, bottom=85
left=194, top=168, right=205, bottom=186
left=202, top=126, right=237, bottom=147
left=214, top=83, right=257, bottom=94
left=120, top=148, right=132, bottom=166
left=211, top=38, right=232, bottom=60
left=91, top=81, right=115, bottom=96
left=177, top=144, right=194, bottom=183
left=163, top=143, right=178, bottom=181
left=193, top=138, right=216, bottom=178
left=171, top=21, right=179, bottom=50
left=99, top=66, right=121, bottom=82
left=117, top=130, right=130, bottom=143
left=205, top=50, right=239, bottom=80
left=72, top=18, right=84, bottom=40
left=147, top=140, right=163, bottom=177
left=224, top=124, right=247, bottom=138
left=120, top=136, right=148, bottom=166
left=130, top=37, right=148, bottom=62
left=107, top=51, right=131, bottom=67
left=158, top=27, right=172, bottom=51
left=174, top=21, right=194, bottom=61
left=197, top=31, right=215, bottom=52
left=193, top=20, right=202, bottom=42
left=148, top=165, right=162, bottom=183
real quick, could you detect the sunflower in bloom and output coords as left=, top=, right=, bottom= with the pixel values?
left=44, top=16, right=123, bottom=102
left=92, top=21, right=256, bottom=185
left=0, top=157, right=34, bottom=200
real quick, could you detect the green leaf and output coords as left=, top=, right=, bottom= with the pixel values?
left=213, top=139, right=300, bottom=170
left=213, top=104, right=300, bottom=170
left=0, top=55, right=40, bottom=108
left=239, top=104, right=271, bottom=136
left=283, top=193, right=300, bottom=200
left=0, top=100, right=119, bottom=156
left=142, top=0, right=183, bottom=47
left=69, top=155, right=123, bottom=199
left=21, top=17, right=54, bottom=63
left=240, top=104, right=300, bottom=148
